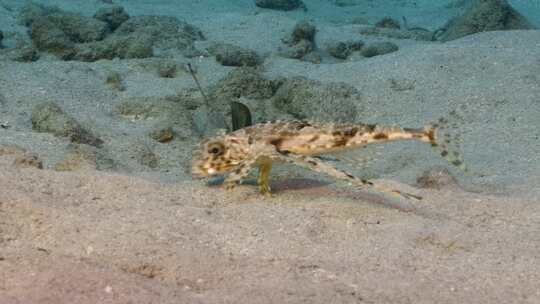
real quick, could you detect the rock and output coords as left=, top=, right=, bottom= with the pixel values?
left=29, top=18, right=76, bottom=59
left=22, top=3, right=109, bottom=44
left=115, top=97, right=191, bottom=129
left=31, top=102, right=103, bottom=147
left=333, top=0, right=360, bottom=7
left=172, top=86, right=227, bottom=137
left=13, top=153, right=43, bottom=169
left=191, top=68, right=278, bottom=134
left=93, top=5, right=130, bottom=31
left=19, top=3, right=203, bottom=61
left=375, top=16, right=401, bottom=29
left=212, top=67, right=278, bottom=100
left=137, top=146, right=159, bottom=169
left=0, top=145, right=27, bottom=157
left=21, top=3, right=111, bottom=59
left=54, top=144, right=115, bottom=171
left=157, top=60, right=178, bottom=78
left=359, top=26, right=434, bottom=41
left=18, top=3, right=61, bottom=26
left=289, top=20, right=316, bottom=44
left=0, top=35, right=37, bottom=62
left=113, top=15, right=204, bottom=55
left=279, top=38, right=314, bottom=59
left=416, top=167, right=458, bottom=189
left=116, top=99, right=166, bottom=120
left=44, top=13, right=109, bottom=43
left=255, top=0, right=306, bottom=11
left=439, top=0, right=536, bottom=42
left=301, top=51, right=322, bottom=64
left=2, top=45, right=40, bottom=62
left=73, top=35, right=153, bottom=61
left=191, top=105, right=228, bottom=137
left=105, top=71, right=125, bottom=91
left=271, top=77, right=361, bottom=122
left=149, top=126, right=174, bottom=143
left=280, top=20, right=318, bottom=61
left=360, top=41, right=398, bottom=58
left=54, top=151, right=94, bottom=171
left=326, top=40, right=364, bottom=59
left=207, top=43, right=261, bottom=67
left=166, top=88, right=200, bottom=110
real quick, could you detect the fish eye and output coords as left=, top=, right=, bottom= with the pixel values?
left=207, top=143, right=224, bottom=155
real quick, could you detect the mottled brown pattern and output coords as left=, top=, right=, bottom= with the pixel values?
left=269, top=138, right=284, bottom=150
left=373, top=133, right=388, bottom=140
left=364, top=124, right=376, bottom=132
left=307, top=135, right=319, bottom=143
left=344, top=127, right=359, bottom=137
left=192, top=117, right=465, bottom=198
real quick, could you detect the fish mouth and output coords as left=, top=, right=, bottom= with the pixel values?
left=191, top=163, right=209, bottom=178
left=191, top=162, right=224, bottom=178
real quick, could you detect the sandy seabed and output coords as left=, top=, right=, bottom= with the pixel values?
left=1, top=150, right=540, bottom=303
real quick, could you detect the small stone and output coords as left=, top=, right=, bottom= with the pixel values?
left=360, top=41, right=398, bottom=58
left=192, top=106, right=228, bottom=137
left=105, top=71, right=125, bottom=91
left=53, top=144, right=115, bottom=171
left=157, top=60, right=177, bottom=78
left=93, top=5, right=129, bottom=31
left=116, top=100, right=156, bottom=120
left=13, top=153, right=43, bottom=169
left=208, top=43, right=261, bottom=67
left=0, top=145, right=27, bottom=156
left=326, top=40, right=364, bottom=59
left=271, top=77, right=360, bottom=122
left=333, top=0, right=359, bottom=7
left=280, top=20, right=317, bottom=61
left=279, top=39, right=314, bottom=59
left=375, top=16, right=401, bottom=29
left=28, top=18, right=76, bottom=59
left=7, top=45, right=40, bottom=62
left=255, top=0, right=306, bottom=11
left=73, top=35, right=153, bottom=61
left=212, top=67, right=278, bottom=100
left=416, top=167, right=458, bottom=189
left=21, top=4, right=110, bottom=44
left=31, top=102, right=103, bottom=147
left=290, top=20, right=316, bottom=44
left=301, top=51, right=322, bottom=64
left=149, top=126, right=174, bottom=143
left=113, top=15, right=204, bottom=56
left=139, top=150, right=159, bottom=169
left=54, top=152, right=92, bottom=171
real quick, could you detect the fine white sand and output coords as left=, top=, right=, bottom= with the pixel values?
left=1, top=0, right=540, bottom=303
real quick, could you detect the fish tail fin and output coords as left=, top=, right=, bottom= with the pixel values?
left=425, top=109, right=469, bottom=173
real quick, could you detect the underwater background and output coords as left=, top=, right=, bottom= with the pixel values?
left=1, top=1, right=540, bottom=303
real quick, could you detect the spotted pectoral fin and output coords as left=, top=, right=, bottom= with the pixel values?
left=223, top=159, right=256, bottom=191
left=271, top=151, right=422, bottom=202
